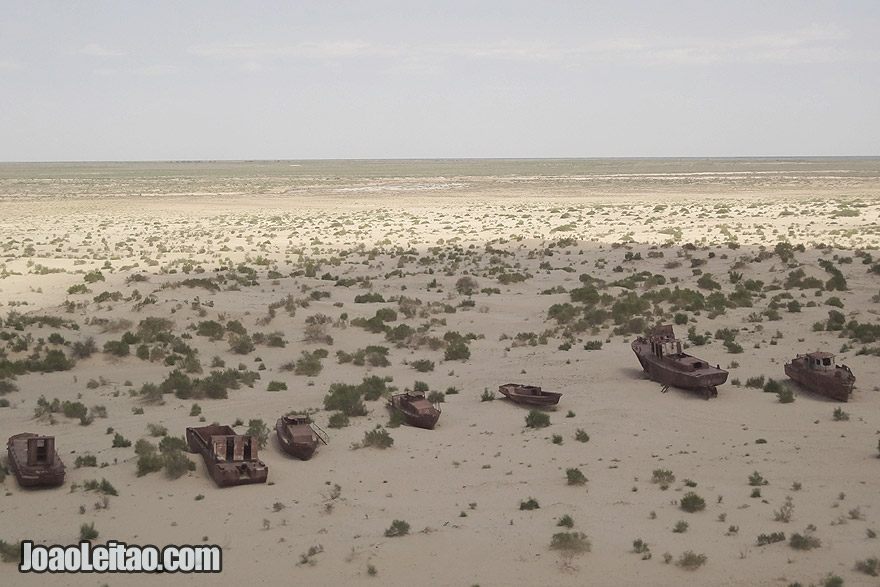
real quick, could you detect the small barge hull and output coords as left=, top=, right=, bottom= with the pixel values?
left=7, top=433, right=66, bottom=488
left=186, top=425, right=268, bottom=487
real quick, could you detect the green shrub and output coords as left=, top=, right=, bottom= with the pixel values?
left=384, top=520, right=409, bottom=537
left=410, top=359, right=434, bottom=373
left=525, top=409, right=550, bottom=429
left=362, top=427, right=393, bottom=449
left=583, top=340, right=603, bottom=350
left=749, top=471, right=768, bottom=486
left=267, top=380, right=287, bottom=391
left=575, top=429, right=590, bottom=443
left=680, top=492, right=706, bottom=513
left=80, top=522, right=99, bottom=541
left=111, top=433, right=131, bottom=448
left=444, top=341, right=471, bottom=361
left=855, top=556, right=880, bottom=577
left=323, top=383, right=367, bottom=416
left=777, top=387, right=795, bottom=403
left=557, top=514, right=574, bottom=528
left=673, top=520, right=689, bottom=533
left=247, top=419, right=269, bottom=449
left=566, top=468, right=587, bottom=486
left=549, top=531, right=591, bottom=566
left=327, top=412, right=349, bottom=428
left=763, top=379, right=783, bottom=394
left=832, top=407, right=849, bottom=421
left=519, top=497, right=540, bottom=510
left=480, top=388, right=495, bottom=402
left=789, top=528, right=821, bottom=550
left=756, top=532, right=786, bottom=545
left=676, top=551, right=707, bottom=570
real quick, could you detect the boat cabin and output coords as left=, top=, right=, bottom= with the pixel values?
left=803, top=351, right=836, bottom=372
left=27, top=436, right=56, bottom=467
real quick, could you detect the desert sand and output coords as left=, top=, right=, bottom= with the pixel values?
left=1, top=159, right=879, bottom=587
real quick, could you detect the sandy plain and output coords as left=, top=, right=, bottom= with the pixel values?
left=0, top=159, right=879, bottom=587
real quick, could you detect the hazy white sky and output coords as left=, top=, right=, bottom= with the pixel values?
left=2, top=1, right=879, bottom=161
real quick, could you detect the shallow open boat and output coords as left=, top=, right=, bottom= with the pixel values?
left=497, top=383, right=562, bottom=406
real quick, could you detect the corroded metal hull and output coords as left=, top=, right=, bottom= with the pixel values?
left=186, top=425, right=268, bottom=487
left=275, top=416, right=328, bottom=460
left=785, top=356, right=854, bottom=402
left=632, top=326, right=728, bottom=398
left=7, top=433, right=66, bottom=488
left=498, top=383, right=562, bottom=406
left=390, top=392, right=441, bottom=429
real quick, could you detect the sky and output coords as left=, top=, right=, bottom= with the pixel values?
left=1, top=1, right=879, bottom=161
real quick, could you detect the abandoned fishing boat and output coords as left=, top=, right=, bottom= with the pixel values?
left=389, top=391, right=441, bottom=429
left=784, top=351, right=855, bottom=402
left=497, top=383, right=562, bottom=406
left=275, top=415, right=329, bottom=460
left=631, top=325, right=728, bottom=398
left=7, top=433, right=66, bottom=488
left=185, top=425, right=268, bottom=487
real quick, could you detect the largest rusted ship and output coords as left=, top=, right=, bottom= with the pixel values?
left=784, top=351, right=855, bottom=402
left=632, top=325, right=728, bottom=398
left=186, top=425, right=268, bottom=487
left=7, top=433, right=66, bottom=488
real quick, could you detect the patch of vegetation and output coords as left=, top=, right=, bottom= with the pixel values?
left=384, top=520, right=410, bottom=537
left=362, top=427, right=393, bottom=449
left=566, top=468, right=587, bottom=486
left=519, top=497, right=540, bottom=510
left=525, top=409, right=550, bottom=428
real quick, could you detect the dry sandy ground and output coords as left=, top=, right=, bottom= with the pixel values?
left=1, top=161, right=880, bottom=587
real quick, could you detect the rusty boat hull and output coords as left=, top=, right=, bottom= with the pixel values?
left=186, top=425, right=268, bottom=487
left=7, top=433, right=66, bottom=488
left=632, top=326, right=728, bottom=398
left=784, top=353, right=854, bottom=402
left=390, top=392, right=441, bottom=429
left=275, top=416, right=328, bottom=460
left=498, top=383, right=562, bottom=406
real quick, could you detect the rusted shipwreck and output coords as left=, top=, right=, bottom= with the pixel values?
left=275, top=415, right=329, bottom=460
left=389, top=391, right=441, bottom=429
left=186, top=425, right=268, bottom=487
left=498, top=383, right=562, bottom=406
left=632, top=325, right=728, bottom=398
left=784, top=351, right=855, bottom=402
left=7, top=433, right=66, bottom=488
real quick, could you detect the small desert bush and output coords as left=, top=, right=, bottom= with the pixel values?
left=748, top=471, right=768, bottom=486
left=550, top=531, right=591, bottom=566
left=855, top=556, right=880, bottom=577
left=680, top=492, right=706, bottom=513
left=327, top=412, right=350, bottom=428
left=480, top=388, right=495, bottom=402
left=832, top=407, right=849, bottom=421
left=676, top=551, right=707, bottom=570
left=80, top=522, right=99, bottom=541
left=756, top=532, right=786, bottom=546
left=384, top=520, right=410, bottom=537
left=566, top=468, right=587, bottom=486
left=652, top=468, right=675, bottom=488
left=789, top=527, right=821, bottom=550
left=774, top=496, right=794, bottom=522
left=519, top=497, right=540, bottom=511
left=525, top=409, right=550, bottom=429
left=777, top=387, right=795, bottom=403
left=673, top=520, right=689, bottom=533
left=557, top=514, right=574, bottom=528
left=575, top=428, right=590, bottom=443
left=362, top=427, right=393, bottom=449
